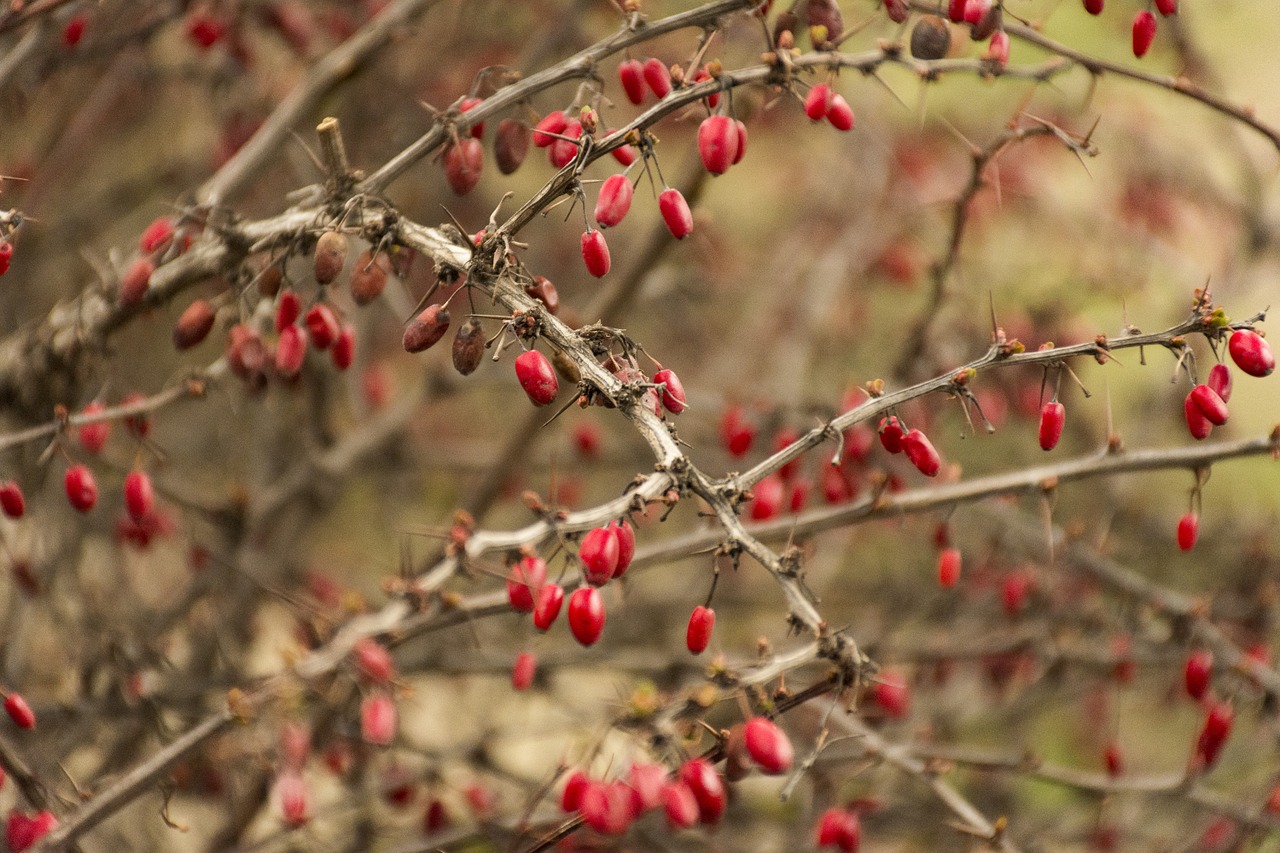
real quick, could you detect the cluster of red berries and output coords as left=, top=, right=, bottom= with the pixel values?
left=560, top=755, right=732, bottom=836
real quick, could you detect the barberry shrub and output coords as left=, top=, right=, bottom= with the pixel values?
left=0, top=1, right=1276, bottom=851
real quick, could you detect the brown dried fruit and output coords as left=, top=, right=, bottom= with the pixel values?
left=403, top=305, right=451, bottom=353
left=494, top=119, right=529, bottom=175
left=351, top=250, right=390, bottom=306
left=911, top=15, right=952, bottom=59
left=313, top=231, right=348, bottom=285
left=451, top=318, right=484, bottom=376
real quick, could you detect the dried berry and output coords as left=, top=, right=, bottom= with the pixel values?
left=451, top=318, right=484, bottom=376
left=515, top=350, right=558, bottom=405
left=697, top=115, right=739, bottom=175
left=594, top=174, right=634, bottom=229
left=313, top=231, right=347, bottom=285
left=403, top=304, right=451, bottom=353
left=1039, top=400, right=1065, bottom=451
left=1132, top=11, right=1156, bottom=58
left=351, top=250, right=390, bottom=306
left=687, top=605, right=714, bottom=653
left=173, top=299, right=216, bottom=350
left=807, top=0, right=845, bottom=46
left=494, top=118, right=529, bottom=174
left=525, top=276, right=560, bottom=314
left=567, top=586, right=605, bottom=646
left=1228, top=329, right=1274, bottom=377
left=581, top=229, right=611, bottom=277
left=443, top=138, right=483, bottom=196
left=910, top=15, right=952, bottom=59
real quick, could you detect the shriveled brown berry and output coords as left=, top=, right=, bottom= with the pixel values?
left=525, top=276, right=560, bottom=314
left=451, top=318, right=484, bottom=376
left=494, top=119, right=529, bottom=175
left=403, top=305, right=451, bottom=353
left=313, top=231, right=348, bottom=285
left=351, top=250, right=390, bottom=306
left=911, top=15, right=951, bottom=59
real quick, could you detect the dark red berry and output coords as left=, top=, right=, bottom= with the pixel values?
left=642, top=57, right=671, bottom=99
left=902, top=428, right=941, bottom=476
left=1177, top=511, right=1199, bottom=551
left=652, top=367, right=687, bottom=414
left=937, top=547, right=961, bottom=588
left=804, top=84, right=832, bottom=121
left=618, top=58, right=646, bottom=104
left=1082, top=0, right=1103, bottom=13
left=1184, top=649, right=1212, bottom=701
left=124, top=471, right=154, bottom=524
left=275, top=324, right=307, bottom=377
left=174, top=299, right=216, bottom=350
left=533, top=110, right=568, bottom=147
left=1154, top=0, right=1176, bottom=15
left=120, top=258, right=154, bottom=307
left=4, top=693, right=35, bottom=729
left=1228, top=329, right=1274, bottom=377
left=594, top=174, right=634, bottom=229
left=1184, top=393, right=1213, bottom=440
left=351, top=250, right=390, bottom=306
left=506, top=556, right=547, bottom=613
left=276, top=290, right=302, bottom=332
left=816, top=807, right=860, bottom=851
left=0, top=482, right=24, bottom=519
left=493, top=118, right=529, bottom=175
left=581, top=230, right=611, bottom=277
left=567, top=586, right=605, bottom=646
left=443, top=138, right=483, bottom=196
left=1189, top=384, right=1228, bottom=426
left=878, top=416, right=905, bottom=453
left=458, top=96, right=485, bottom=139
left=1194, top=701, right=1233, bottom=768
left=304, top=303, right=341, bottom=350
left=609, top=520, right=635, bottom=578
left=1132, top=11, right=1156, bottom=58
left=403, top=305, right=451, bottom=353
left=533, top=583, right=564, bottom=631
left=678, top=758, right=725, bottom=824
left=580, top=526, right=620, bottom=586
left=65, top=465, right=98, bottom=512
left=331, top=325, right=355, bottom=370
left=313, top=231, right=347, bottom=285
left=1039, top=400, right=1065, bottom=451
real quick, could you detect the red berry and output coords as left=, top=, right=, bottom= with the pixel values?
left=873, top=671, right=910, bottom=718
left=533, top=110, right=568, bottom=147
left=743, top=716, right=794, bottom=775
left=443, top=138, right=483, bottom=196
left=609, top=519, right=635, bottom=578
left=0, top=482, right=24, bottom=519
left=618, top=58, right=646, bottom=104
left=985, top=30, right=1010, bottom=66
left=1039, top=400, right=1065, bottom=451
left=580, top=526, right=620, bottom=586
left=696, top=115, right=739, bottom=175
left=937, top=547, right=961, bottom=588
left=878, top=416, right=905, bottom=453
left=139, top=217, right=175, bottom=254
left=533, top=583, right=564, bottom=631
left=947, top=0, right=967, bottom=22
left=1132, top=11, right=1156, bottom=58
left=749, top=474, right=784, bottom=521
left=4, top=694, right=35, bottom=729
left=120, top=258, right=154, bottom=307
left=1207, top=363, right=1232, bottom=403
left=720, top=406, right=755, bottom=456
left=964, top=0, right=989, bottom=24
left=679, top=758, right=725, bottom=824
left=275, top=325, right=307, bottom=378
left=732, top=119, right=748, bottom=164
left=1104, top=741, right=1124, bottom=777
left=594, top=174, right=634, bottom=229
left=902, top=428, right=941, bottom=476
left=65, top=464, right=98, bottom=512
left=1184, top=649, right=1212, bottom=701
left=514, top=350, right=559, bottom=406
left=62, top=15, right=86, bottom=47
left=568, top=587, right=605, bottom=646
left=804, top=84, right=832, bottom=121
left=174, top=299, right=216, bottom=350
left=609, top=132, right=639, bottom=167
left=1154, top=0, right=1176, bottom=15
left=826, top=94, right=855, bottom=131
left=686, top=605, right=714, bottom=654
left=403, top=304, right=451, bottom=353
left=642, top=57, right=671, bottom=99
left=331, top=325, right=355, bottom=371
left=1189, top=384, right=1228, bottom=426
left=275, top=290, right=302, bottom=332
left=6, top=810, right=57, bottom=852
left=1184, top=393, right=1213, bottom=440
left=581, top=230, right=611, bottom=277
left=506, top=556, right=547, bottom=612
left=816, top=807, right=860, bottom=851
left=1194, top=701, right=1233, bottom=769
left=579, top=780, right=635, bottom=836
left=304, top=303, right=340, bottom=350
left=353, top=637, right=396, bottom=683
left=661, top=781, right=699, bottom=829
left=277, top=771, right=310, bottom=827
left=628, top=762, right=665, bottom=812
left=548, top=119, right=583, bottom=168
left=123, top=470, right=154, bottom=524
left=0, top=242, right=12, bottom=276
left=1177, top=511, right=1199, bottom=551
left=658, top=188, right=694, bottom=239
left=1228, top=329, right=1274, bottom=377
left=1002, top=573, right=1031, bottom=616
left=458, top=96, right=485, bottom=139
left=1082, top=0, right=1103, bottom=13
left=186, top=13, right=226, bottom=48
left=511, top=651, right=536, bottom=691
left=361, top=691, right=397, bottom=746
